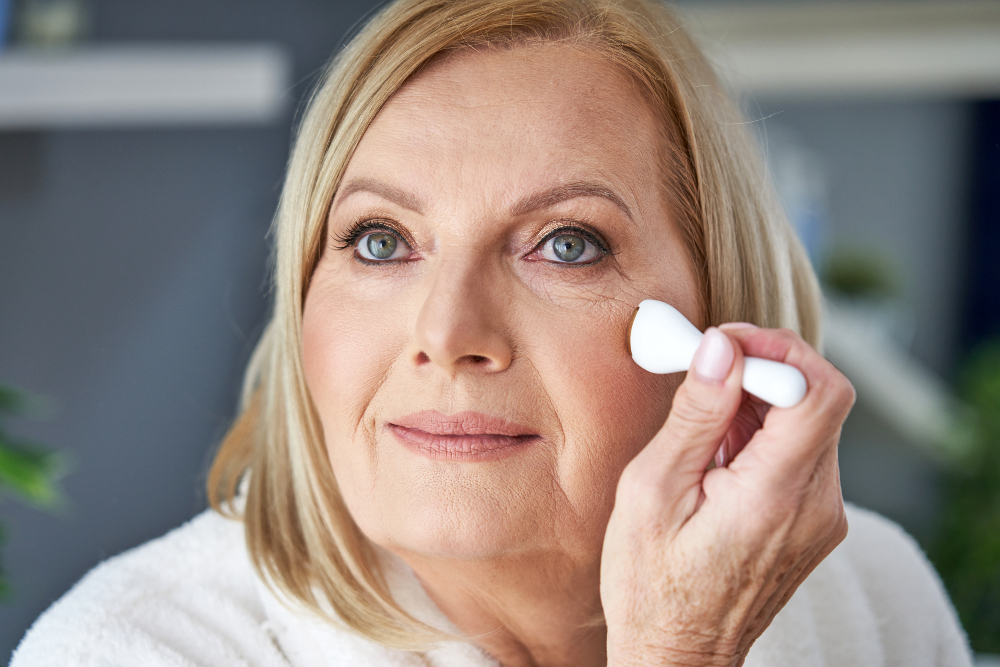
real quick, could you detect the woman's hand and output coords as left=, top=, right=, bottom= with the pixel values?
left=600, top=324, right=854, bottom=667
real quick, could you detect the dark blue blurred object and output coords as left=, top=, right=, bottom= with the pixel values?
left=963, top=100, right=1000, bottom=352
left=0, top=0, right=11, bottom=47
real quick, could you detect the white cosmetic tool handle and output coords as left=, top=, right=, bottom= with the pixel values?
left=629, top=299, right=807, bottom=408
left=741, top=357, right=807, bottom=409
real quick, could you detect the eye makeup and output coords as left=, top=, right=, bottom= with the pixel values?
left=332, top=217, right=415, bottom=252
left=331, top=214, right=616, bottom=268
left=529, top=223, right=612, bottom=265
left=533, top=218, right=612, bottom=249
left=525, top=227, right=611, bottom=266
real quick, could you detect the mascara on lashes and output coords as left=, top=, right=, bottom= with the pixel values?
left=333, top=218, right=414, bottom=251
left=333, top=218, right=613, bottom=264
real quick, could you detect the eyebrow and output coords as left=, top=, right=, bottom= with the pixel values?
left=335, top=177, right=425, bottom=215
left=334, top=178, right=633, bottom=221
left=511, top=182, right=633, bottom=221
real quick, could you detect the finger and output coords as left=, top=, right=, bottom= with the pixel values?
left=629, top=328, right=745, bottom=509
left=717, top=327, right=855, bottom=475
left=706, top=426, right=846, bottom=556
left=719, top=326, right=854, bottom=422
left=715, top=394, right=770, bottom=467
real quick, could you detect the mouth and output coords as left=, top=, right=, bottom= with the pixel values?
left=388, top=410, right=540, bottom=461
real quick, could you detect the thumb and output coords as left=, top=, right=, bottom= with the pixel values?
left=635, top=328, right=745, bottom=504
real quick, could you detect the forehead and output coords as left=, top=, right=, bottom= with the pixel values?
left=342, top=43, right=665, bottom=208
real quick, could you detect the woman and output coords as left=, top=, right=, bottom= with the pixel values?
left=12, top=0, right=972, bottom=665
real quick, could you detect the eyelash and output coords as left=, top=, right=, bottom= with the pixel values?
left=535, top=224, right=611, bottom=264
left=332, top=218, right=612, bottom=265
left=332, top=218, right=410, bottom=252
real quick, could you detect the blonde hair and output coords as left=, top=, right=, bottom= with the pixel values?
left=208, top=0, right=821, bottom=649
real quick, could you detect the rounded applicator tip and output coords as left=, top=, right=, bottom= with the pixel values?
left=626, top=306, right=640, bottom=356
left=629, top=299, right=705, bottom=374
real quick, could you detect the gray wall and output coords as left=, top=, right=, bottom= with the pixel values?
left=0, top=128, right=283, bottom=654
left=0, top=0, right=383, bottom=657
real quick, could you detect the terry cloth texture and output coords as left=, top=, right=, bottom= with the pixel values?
left=11, top=504, right=973, bottom=667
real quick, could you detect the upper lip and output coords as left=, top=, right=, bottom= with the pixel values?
left=389, top=410, right=537, bottom=437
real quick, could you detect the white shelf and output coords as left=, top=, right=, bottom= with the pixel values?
left=685, top=1, right=1000, bottom=99
left=0, top=43, right=292, bottom=129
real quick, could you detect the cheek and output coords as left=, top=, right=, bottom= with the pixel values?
left=302, top=276, right=413, bottom=541
left=303, top=299, right=362, bottom=423
left=301, top=277, right=405, bottom=459
left=528, top=304, right=678, bottom=509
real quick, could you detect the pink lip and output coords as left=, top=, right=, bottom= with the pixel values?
left=388, top=411, right=539, bottom=461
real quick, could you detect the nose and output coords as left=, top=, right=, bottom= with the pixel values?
left=410, top=258, right=513, bottom=377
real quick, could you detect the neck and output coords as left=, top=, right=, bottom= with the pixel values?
left=400, top=549, right=607, bottom=667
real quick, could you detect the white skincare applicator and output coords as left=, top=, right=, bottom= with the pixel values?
left=628, top=299, right=807, bottom=408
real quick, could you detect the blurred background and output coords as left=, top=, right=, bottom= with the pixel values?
left=0, top=0, right=998, bottom=662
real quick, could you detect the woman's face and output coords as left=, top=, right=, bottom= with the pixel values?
left=302, top=43, right=701, bottom=565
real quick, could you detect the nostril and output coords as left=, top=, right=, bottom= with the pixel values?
left=470, top=355, right=488, bottom=364
left=415, top=351, right=431, bottom=365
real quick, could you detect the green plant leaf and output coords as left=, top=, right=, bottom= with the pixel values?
left=0, top=385, right=27, bottom=416
left=0, top=382, right=64, bottom=602
left=0, top=383, right=54, bottom=419
left=822, top=246, right=900, bottom=300
left=0, top=439, right=66, bottom=508
left=930, top=337, right=1000, bottom=653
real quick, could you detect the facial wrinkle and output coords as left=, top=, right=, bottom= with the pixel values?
left=362, top=344, right=408, bottom=495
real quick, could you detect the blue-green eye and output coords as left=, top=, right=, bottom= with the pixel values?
left=356, top=231, right=409, bottom=261
left=538, top=232, right=603, bottom=264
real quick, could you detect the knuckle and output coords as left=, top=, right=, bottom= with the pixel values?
left=816, top=479, right=849, bottom=543
left=810, top=366, right=855, bottom=418
left=819, top=498, right=849, bottom=547
left=669, top=384, right=728, bottom=431
left=775, top=327, right=803, bottom=344
left=833, top=509, right=849, bottom=543
left=827, top=373, right=857, bottom=417
left=840, top=379, right=858, bottom=411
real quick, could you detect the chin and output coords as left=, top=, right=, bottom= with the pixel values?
left=374, top=501, right=540, bottom=561
left=347, top=472, right=555, bottom=561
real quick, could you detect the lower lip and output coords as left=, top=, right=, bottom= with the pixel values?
left=388, top=424, right=539, bottom=461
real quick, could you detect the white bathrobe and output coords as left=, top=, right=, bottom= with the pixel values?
left=11, top=504, right=973, bottom=666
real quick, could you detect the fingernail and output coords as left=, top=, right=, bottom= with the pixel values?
left=694, top=327, right=734, bottom=383
left=719, top=321, right=758, bottom=330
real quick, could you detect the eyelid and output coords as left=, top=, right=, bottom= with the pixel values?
left=333, top=217, right=415, bottom=251
left=533, top=223, right=611, bottom=258
left=523, top=229, right=606, bottom=267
